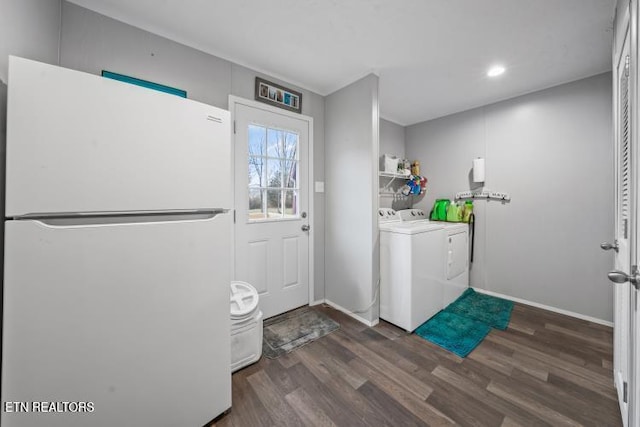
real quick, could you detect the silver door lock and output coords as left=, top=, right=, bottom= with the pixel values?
left=600, top=241, right=619, bottom=252
left=301, top=224, right=310, bottom=232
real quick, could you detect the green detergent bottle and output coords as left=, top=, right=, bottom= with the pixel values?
left=463, top=200, right=473, bottom=223
left=431, top=199, right=450, bottom=221
left=446, top=201, right=462, bottom=222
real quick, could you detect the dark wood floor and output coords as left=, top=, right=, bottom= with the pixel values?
left=213, top=303, right=621, bottom=427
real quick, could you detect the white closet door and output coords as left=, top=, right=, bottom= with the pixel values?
left=610, top=14, right=633, bottom=425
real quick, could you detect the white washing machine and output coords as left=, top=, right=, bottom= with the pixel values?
left=379, top=208, right=447, bottom=332
left=399, top=209, right=470, bottom=300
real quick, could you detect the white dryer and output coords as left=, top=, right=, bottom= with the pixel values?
left=440, top=222, right=470, bottom=306
left=379, top=208, right=446, bottom=332
left=441, top=222, right=470, bottom=285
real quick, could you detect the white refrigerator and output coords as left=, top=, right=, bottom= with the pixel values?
left=1, top=57, right=232, bottom=426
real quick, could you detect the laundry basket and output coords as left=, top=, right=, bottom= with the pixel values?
left=230, top=281, right=263, bottom=372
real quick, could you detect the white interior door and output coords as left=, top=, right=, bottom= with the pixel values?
left=233, top=101, right=310, bottom=319
left=611, top=24, right=633, bottom=426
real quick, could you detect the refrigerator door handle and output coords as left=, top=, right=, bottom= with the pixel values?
left=13, top=209, right=229, bottom=227
left=11, top=208, right=228, bottom=219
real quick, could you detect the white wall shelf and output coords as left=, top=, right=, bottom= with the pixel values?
left=379, top=171, right=410, bottom=178
left=379, top=191, right=411, bottom=198
left=379, top=171, right=409, bottom=192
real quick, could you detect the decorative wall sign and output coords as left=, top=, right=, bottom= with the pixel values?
left=101, top=70, right=187, bottom=98
left=255, top=77, right=302, bottom=113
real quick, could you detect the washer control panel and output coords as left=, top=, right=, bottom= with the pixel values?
left=397, top=209, right=428, bottom=222
left=378, top=208, right=400, bottom=223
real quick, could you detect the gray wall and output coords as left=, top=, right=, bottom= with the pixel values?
left=0, top=0, right=62, bottom=362
left=380, top=119, right=405, bottom=160
left=406, top=73, right=614, bottom=322
left=0, top=0, right=61, bottom=83
left=325, top=74, right=380, bottom=323
left=59, top=1, right=326, bottom=301
left=0, top=0, right=62, bottom=216
left=379, top=119, right=410, bottom=210
left=2, top=1, right=614, bottom=324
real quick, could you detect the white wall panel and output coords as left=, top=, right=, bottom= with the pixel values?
left=325, top=74, right=379, bottom=324
left=406, top=73, right=614, bottom=322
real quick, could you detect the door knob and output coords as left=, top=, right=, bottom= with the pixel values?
left=600, top=241, right=619, bottom=252
left=607, top=268, right=640, bottom=289
left=301, top=224, right=310, bottom=232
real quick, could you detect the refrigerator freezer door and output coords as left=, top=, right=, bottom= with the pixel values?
left=6, top=57, right=230, bottom=217
left=1, top=214, right=231, bottom=427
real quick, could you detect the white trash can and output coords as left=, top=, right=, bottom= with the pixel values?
left=230, top=281, right=263, bottom=372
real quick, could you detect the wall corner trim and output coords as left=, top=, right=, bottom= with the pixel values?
left=323, top=299, right=379, bottom=327
left=472, top=287, right=613, bottom=327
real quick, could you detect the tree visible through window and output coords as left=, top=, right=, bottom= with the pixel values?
left=248, top=124, right=299, bottom=220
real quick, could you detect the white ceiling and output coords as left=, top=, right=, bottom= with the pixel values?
left=67, top=0, right=615, bottom=125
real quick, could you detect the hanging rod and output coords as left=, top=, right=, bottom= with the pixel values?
left=455, top=190, right=511, bottom=201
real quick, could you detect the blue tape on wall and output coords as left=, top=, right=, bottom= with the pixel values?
left=101, top=71, right=187, bottom=98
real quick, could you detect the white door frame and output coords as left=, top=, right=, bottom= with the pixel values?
left=228, top=95, right=315, bottom=307
left=612, top=3, right=635, bottom=424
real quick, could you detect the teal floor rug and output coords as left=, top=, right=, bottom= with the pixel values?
left=445, top=288, right=514, bottom=330
left=415, top=288, right=514, bottom=357
left=414, top=311, right=490, bottom=357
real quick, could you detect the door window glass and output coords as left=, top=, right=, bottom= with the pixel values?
left=248, top=124, right=299, bottom=221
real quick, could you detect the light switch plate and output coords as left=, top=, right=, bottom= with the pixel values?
left=315, top=181, right=325, bottom=193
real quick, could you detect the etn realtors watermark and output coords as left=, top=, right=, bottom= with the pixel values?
left=3, top=401, right=94, bottom=413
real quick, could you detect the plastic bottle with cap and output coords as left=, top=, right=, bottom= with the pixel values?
left=463, top=200, right=474, bottom=223
left=411, top=161, right=420, bottom=176
left=446, top=200, right=463, bottom=222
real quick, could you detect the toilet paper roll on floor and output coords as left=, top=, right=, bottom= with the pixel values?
left=473, top=158, right=485, bottom=182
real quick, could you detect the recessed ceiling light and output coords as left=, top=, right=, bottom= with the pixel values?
left=487, top=66, right=506, bottom=77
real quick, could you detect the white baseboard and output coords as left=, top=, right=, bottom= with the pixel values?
left=310, top=299, right=325, bottom=306
left=322, top=299, right=379, bottom=327
left=472, top=287, right=613, bottom=328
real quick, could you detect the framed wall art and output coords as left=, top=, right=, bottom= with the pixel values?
left=255, top=77, right=302, bottom=113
